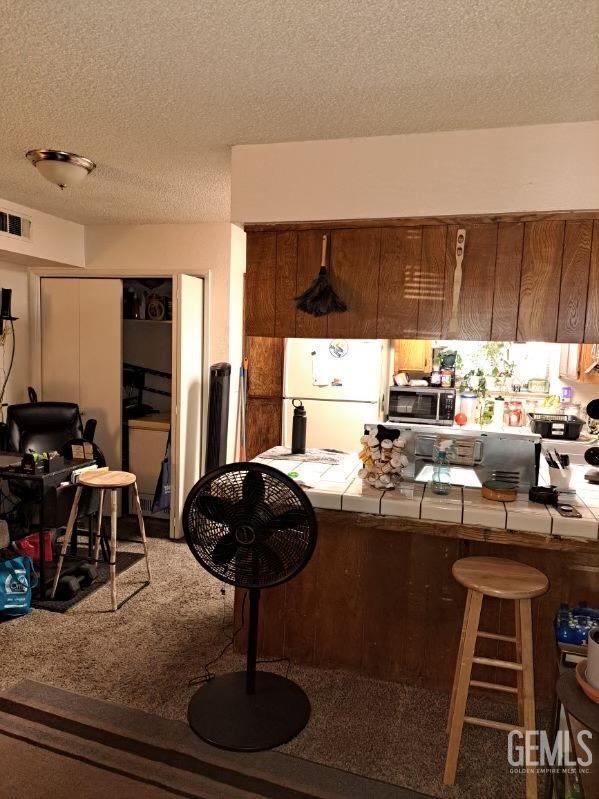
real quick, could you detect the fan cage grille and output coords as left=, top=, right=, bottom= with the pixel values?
left=183, top=464, right=316, bottom=589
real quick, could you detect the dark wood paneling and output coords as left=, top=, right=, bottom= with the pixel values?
left=517, top=220, right=565, bottom=342
left=245, top=232, right=276, bottom=336
left=274, top=231, right=297, bottom=337
left=443, top=224, right=498, bottom=340
left=584, top=221, right=599, bottom=342
left=246, top=336, right=284, bottom=397
left=491, top=222, right=524, bottom=341
left=327, top=228, right=381, bottom=338
left=376, top=227, right=421, bottom=338
left=295, top=230, right=329, bottom=338
left=245, top=397, right=281, bottom=460
left=557, top=221, right=593, bottom=343
left=246, top=209, right=599, bottom=233
left=241, top=510, right=599, bottom=705
left=418, top=225, right=447, bottom=338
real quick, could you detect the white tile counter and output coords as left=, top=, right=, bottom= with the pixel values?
left=255, top=450, right=599, bottom=542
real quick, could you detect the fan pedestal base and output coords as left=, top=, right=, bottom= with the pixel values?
left=187, top=670, right=310, bottom=752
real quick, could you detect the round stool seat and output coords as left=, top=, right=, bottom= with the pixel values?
left=453, top=556, right=548, bottom=599
left=79, top=470, right=137, bottom=489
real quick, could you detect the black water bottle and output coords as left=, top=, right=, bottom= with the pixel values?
left=291, top=399, right=307, bottom=454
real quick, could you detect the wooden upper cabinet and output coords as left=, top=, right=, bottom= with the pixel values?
left=417, top=226, right=447, bottom=338
left=517, top=221, right=565, bottom=342
left=443, top=224, right=498, bottom=340
left=584, top=221, right=599, bottom=342
left=377, top=227, right=421, bottom=338
left=245, top=231, right=277, bottom=336
left=327, top=228, right=381, bottom=339
left=273, top=230, right=298, bottom=337
left=557, top=221, right=593, bottom=343
left=490, top=222, right=524, bottom=341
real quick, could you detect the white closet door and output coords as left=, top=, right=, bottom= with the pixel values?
left=171, top=274, right=204, bottom=539
left=41, top=278, right=122, bottom=471
left=41, top=279, right=80, bottom=403
left=79, top=280, right=122, bottom=470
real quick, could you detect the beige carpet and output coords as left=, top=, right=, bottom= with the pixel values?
left=0, top=538, right=544, bottom=797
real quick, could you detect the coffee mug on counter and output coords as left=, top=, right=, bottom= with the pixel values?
left=587, top=626, right=599, bottom=690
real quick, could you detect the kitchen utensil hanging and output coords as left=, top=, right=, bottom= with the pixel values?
left=447, top=229, right=466, bottom=338
left=294, top=234, right=347, bottom=317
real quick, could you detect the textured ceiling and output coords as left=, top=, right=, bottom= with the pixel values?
left=1, top=0, right=598, bottom=224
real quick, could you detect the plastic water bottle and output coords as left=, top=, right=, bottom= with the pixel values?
left=432, top=442, right=452, bottom=495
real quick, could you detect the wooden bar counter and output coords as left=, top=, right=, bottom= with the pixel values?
left=236, top=498, right=599, bottom=707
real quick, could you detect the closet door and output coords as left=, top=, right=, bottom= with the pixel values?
left=41, top=278, right=122, bottom=470
left=171, top=274, right=205, bottom=539
left=41, top=278, right=80, bottom=402
left=78, top=280, right=122, bottom=470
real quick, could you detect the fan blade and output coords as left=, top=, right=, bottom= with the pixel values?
left=196, top=495, right=234, bottom=524
left=253, top=542, right=285, bottom=577
left=242, top=470, right=265, bottom=505
left=212, top=533, right=237, bottom=565
left=259, top=507, right=306, bottom=535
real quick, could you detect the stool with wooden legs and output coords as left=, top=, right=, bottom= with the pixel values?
left=444, top=556, right=549, bottom=799
left=51, top=471, right=151, bottom=611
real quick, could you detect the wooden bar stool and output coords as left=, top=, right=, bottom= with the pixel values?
left=444, top=556, right=549, bottom=799
left=51, top=471, right=151, bottom=611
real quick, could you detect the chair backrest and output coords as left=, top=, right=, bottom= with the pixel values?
left=6, top=402, right=84, bottom=454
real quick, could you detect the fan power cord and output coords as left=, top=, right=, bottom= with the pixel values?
left=189, top=589, right=248, bottom=687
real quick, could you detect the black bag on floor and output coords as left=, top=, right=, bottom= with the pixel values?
left=152, top=433, right=171, bottom=512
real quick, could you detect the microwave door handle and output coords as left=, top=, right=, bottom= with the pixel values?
left=436, top=393, right=441, bottom=420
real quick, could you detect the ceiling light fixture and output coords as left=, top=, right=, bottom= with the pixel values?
left=25, top=149, right=96, bottom=189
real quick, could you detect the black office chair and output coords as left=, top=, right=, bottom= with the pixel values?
left=5, top=400, right=105, bottom=558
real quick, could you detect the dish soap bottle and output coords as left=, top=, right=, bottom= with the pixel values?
left=432, top=440, right=452, bottom=495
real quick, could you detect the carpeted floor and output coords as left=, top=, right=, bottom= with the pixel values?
left=0, top=538, right=546, bottom=798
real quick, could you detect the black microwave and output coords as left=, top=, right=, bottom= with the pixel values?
left=388, top=386, right=456, bottom=425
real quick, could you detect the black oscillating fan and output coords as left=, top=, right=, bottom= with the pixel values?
left=182, top=461, right=317, bottom=751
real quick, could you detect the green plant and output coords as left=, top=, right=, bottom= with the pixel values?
left=481, top=342, right=514, bottom=383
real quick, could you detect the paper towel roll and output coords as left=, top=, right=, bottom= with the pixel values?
left=587, top=626, right=599, bottom=690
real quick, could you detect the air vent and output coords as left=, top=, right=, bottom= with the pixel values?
left=0, top=210, right=31, bottom=241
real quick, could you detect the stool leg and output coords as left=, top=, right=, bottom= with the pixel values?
left=444, top=589, right=483, bottom=786
left=518, top=598, right=538, bottom=799
left=132, top=481, right=151, bottom=582
left=109, top=489, right=118, bottom=611
left=447, top=588, right=473, bottom=733
left=514, top=599, right=525, bottom=727
left=92, top=489, right=105, bottom=565
left=50, top=486, right=82, bottom=599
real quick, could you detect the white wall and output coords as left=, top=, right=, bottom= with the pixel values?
left=0, top=197, right=84, bottom=268
left=232, top=121, right=599, bottom=224
left=0, top=263, right=30, bottom=410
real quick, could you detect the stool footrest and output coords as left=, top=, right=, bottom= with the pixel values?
left=464, top=716, right=524, bottom=733
left=472, top=655, right=522, bottom=671
left=469, top=679, right=518, bottom=694
left=477, top=630, right=517, bottom=643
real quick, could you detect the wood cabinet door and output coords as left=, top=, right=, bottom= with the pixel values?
left=577, top=344, right=599, bottom=384
left=584, top=221, right=599, bottom=342
left=377, top=227, right=421, bottom=338
left=490, top=222, right=524, bottom=341
left=557, top=220, right=593, bottom=343
left=274, top=231, right=298, bottom=337
left=327, top=228, right=381, bottom=338
left=245, top=231, right=276, bottom=336
left=443, top=224, right=498, bottom=340
left=517, top=221, right=565, bottom=342
left=417, top=226, right=447, bottom=338
left=393, top=339, right=432, bottom=373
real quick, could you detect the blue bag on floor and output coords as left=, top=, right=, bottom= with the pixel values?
left=0, top=555, right=38, bottom=618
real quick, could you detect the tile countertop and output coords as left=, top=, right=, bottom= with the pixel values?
left=253, top=449, right=599, bottom=542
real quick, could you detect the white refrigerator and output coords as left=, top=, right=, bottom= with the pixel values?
left=283, top=338, right=390, bottom=453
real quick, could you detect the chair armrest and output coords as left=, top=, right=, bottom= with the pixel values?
left=83, top=418, right=97, bottom=442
